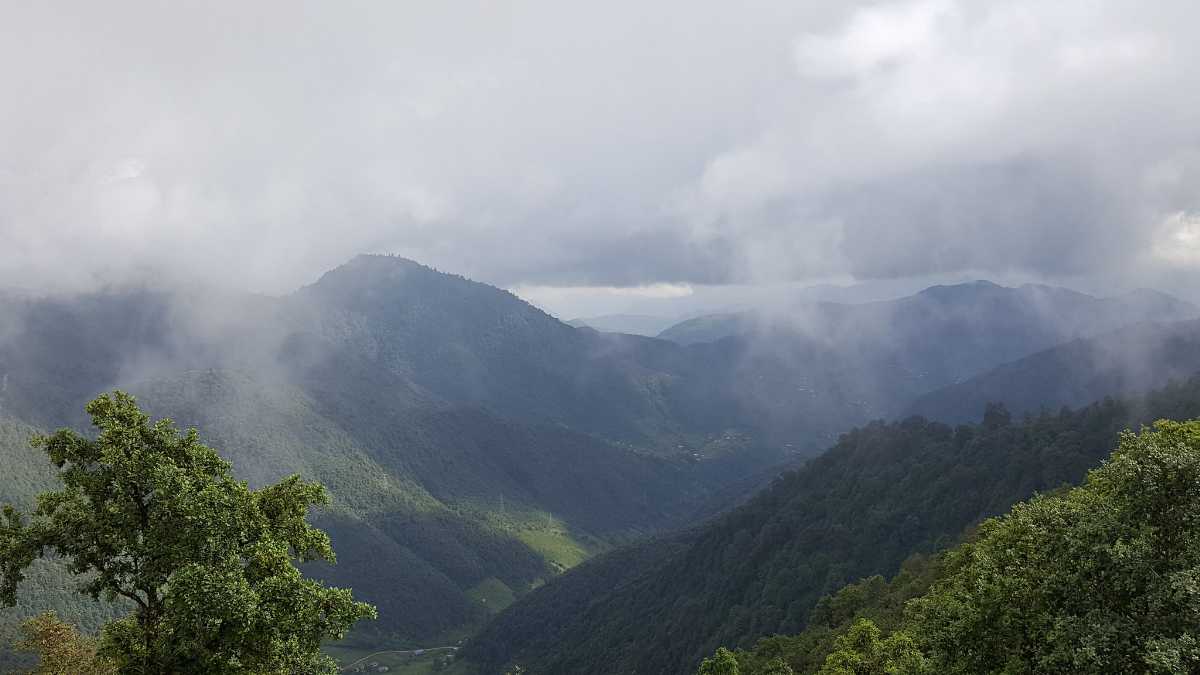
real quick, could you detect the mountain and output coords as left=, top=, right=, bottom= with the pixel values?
left=657, top=311, right=743, bottom=345
left=2, top=258, right=1194, bottom=651
left=909, top=319, right=1200, bottom=423
left=463, top=377, right=1200, bottom=674
left=289, top=258, right=755, bottom=449
left=651, top=282, right=1196, bottom=449
left=0, top=256, right=779, bottom=644
left=658, top=281, right=1196, bottom=351
left=566, top=314, right=681, bottom=336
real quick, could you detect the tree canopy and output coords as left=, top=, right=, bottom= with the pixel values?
left=815, top=619, right=925, bottom=675
left=701, top=418, right=1200, bottom=674
left=0, top=391, right=375, bottom=674
left=910, top=419, right=1200, bottom=672
left=14, top=611, right=115, bottom=675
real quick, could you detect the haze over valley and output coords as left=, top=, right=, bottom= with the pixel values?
left=6, top=2, right=1200, bottom=673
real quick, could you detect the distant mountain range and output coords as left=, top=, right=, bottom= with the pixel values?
left=1, top=256, right=1197, bottom=649
left=567, top=314, right=684, bottom=336
left=650, top=282, right=1197, bottom=448
left=656, top=281, right=1195, bottom=347
left=908, top=318, right=1200, bottom=423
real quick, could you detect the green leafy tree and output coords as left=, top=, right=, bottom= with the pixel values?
left=15, top=611, right=116, bottom=675
left=760, top=657, right=793, bottom=675
left=698, top=647, right=741, bottom=675
left=0, top=391, right=376, bottom=674
left=816, top=619, right=926, bottom=675
left=911, top=420, right=1200, bottom=673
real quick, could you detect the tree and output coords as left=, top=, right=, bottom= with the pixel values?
left=980, top=402, right=1011, bottom=430
left=15, top=612, right=116, bottom=675
left=760, top=657, right=794, bottom=675
left=697, top=647, right=740, bottom=675
left=911, top=420, right=1200, bottom=673
left=816, top=619, right=926, bottom=675
left=0, top=391, right=376, bottom=674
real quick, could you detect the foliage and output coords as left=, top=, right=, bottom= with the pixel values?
left=698, top=647, right=741, bottom=675
left=760, top=658, right=794, bottom=675
left=707, top=416, right=1200, bottom=674
left=725, top=554, right=942, bottom=675
left=814, top=620, right=925, bottom=675
left=909, top=419, right=1200, bottom=672
left=0, top=391, right=375, bottom=674
left=14, top=612, right=116, bottom=675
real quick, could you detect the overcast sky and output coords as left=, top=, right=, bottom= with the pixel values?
left=4, top=1, right=1200, bottom=317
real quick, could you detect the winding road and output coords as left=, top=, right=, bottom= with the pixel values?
left=339, top=646, right=459, bottom=672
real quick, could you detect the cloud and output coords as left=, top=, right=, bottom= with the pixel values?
left=794, top=0, right=952, bottom=80
left=1, top=1, right=1200, bottom=302
left=1152, top=212, right=1200, bottom=266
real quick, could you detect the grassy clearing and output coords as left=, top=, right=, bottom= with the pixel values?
left=459, top=504, right=602, bottom=574
left=514, top=526, right=591, bottom=572
left=466, top=577, right=516, bottom=614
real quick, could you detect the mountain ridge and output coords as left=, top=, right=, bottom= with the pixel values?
left=909, top=318, right=1200, bottom=423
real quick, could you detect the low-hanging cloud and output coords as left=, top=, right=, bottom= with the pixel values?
left=2, top=0, right=1200, bottom=301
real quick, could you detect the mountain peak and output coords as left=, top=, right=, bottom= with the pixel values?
left=319, top=253, right=433, bottom=281
left=298, top=254, right=475, bottom=303
left=914, top=279, right=1006, bottom=301
left=292, top=255, right=567, bottom=344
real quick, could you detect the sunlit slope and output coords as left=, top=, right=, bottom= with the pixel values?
left=121, top=369, right=712, bottom=640
left=0, top=352, right=725, bottom=644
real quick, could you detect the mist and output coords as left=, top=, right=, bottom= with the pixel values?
left=3, top=1, right=1200, bottom=317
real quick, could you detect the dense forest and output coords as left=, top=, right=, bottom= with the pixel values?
left=465, top=376, right=1200, bottom=674
left=711, top=552, right=944, bottom=674
left=702, top=418, right=1200, bottom=673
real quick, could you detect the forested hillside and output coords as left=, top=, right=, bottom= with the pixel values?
left=710, top=552, right=944, bottom=674
left=0, top=376, right=717, bottom=646
left=711, top=418, right=1200, bottom=673
left=465, top=376, right=1200, bottom=674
